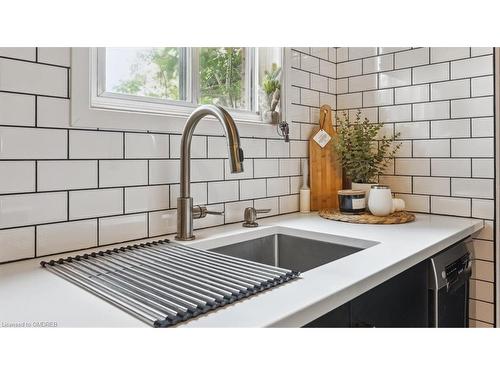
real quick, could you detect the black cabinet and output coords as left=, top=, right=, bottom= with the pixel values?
left=304, top=260, right=428, bottom=328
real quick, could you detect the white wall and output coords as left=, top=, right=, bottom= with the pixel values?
left=334, top=47, right=495, bottom=327
left=0, top=47, right=335, bottom=263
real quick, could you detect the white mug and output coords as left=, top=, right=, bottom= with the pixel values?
left=368, top=185, right=393, bottom=216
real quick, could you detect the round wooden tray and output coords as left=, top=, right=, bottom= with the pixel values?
left=319, top=209, right=415, bottom=224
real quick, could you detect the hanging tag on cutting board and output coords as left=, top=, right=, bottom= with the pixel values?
left=313, top=129, right=332, bottom=148
left=309, top=104, right=343, bottom=210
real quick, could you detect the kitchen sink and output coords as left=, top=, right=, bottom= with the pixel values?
left=208, top=234, right=364, bottom=273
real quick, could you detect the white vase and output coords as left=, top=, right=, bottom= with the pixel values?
left=351, top=182, right=376, bottom=202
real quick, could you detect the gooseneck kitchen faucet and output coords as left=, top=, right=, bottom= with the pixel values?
left=176, top=105, right=244, bottom=240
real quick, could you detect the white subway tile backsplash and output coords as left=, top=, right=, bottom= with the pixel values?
left=99, top=213, right=147, bottom=246
left=413, top=101, right=449, bottom=121
left=473, top=259, right=494, bottom=282
left=471, top=76, right=493, bottom=97
left=37, top=97, right=70, bottom=128
left=472, top=159, right=494, bottom=178
left=395, top=48, right=429, bottom=69
left=379, top=104, right=411, bottom=123
left=38, top=160, right=97, bottom=191
left=240, top=138, right=266, bottom=158
left=0, top=58, right=67, bottom=96
left=472, top=239, right=494, bottom=262
left=431, top=196, right=471, bottom=216
left=191, top=159, right=224, bottom=182
left=125, top=185, right=169, bottom=213
left=471, top=47, right=493, bottom=57
left=240, top=179, right=266, bottom=200
left=452, top=178, right=493, bottom=199
left=300, top=54, right=319, bottom=74
left=469, top=300, right=494, bottom=323
left=69, top=130, right=122, bottom=159
left=413, top=139, right=450, bottom=157
left=413, top=176, right=450, bottom=195
left=452, top=138, right=493, bottom=157
left=474, top=220, right=493, bottom=241
left=254, top=159, right=279, bottom=178
left=0, top=161, right=35, bottom=194
left=348, top=47, right=377, bottom=60
left=290, top=141, right=308, bottom=157
left=254, top=197, right=279, bottom=217
left=395, top=158, right=430, bottom=176
left=300, top=88, right=320, bottom=107
left=394, top=193, right=429, bottom=213
left=0, top=47, right=36, bottom=61
left=395, top=122, right=429, bottom=139
left=431, top=79, right=470, bottom=100
left=149, top=209, right=176, bottom=236
left=431, top=119, right=470, bottom=138
left=99, top=160, right=148, bottom=187
left=0, top=126, right=67, bottom=159
left=279, top=194, right=299, bottom=214
left=291, top=68, right=310, bottom=88
left=266, top=140, right=289, bottom=157
left=224, top=200, right=253, bottom=223
left=36, top=220, right=97, bottom=256
left=319, top=60, right=335, bottom=78
left=471, top=117, right=493, bottom=137
left=207, top=136, right=229, bottom=158
left=208, top=181, right=238, bottom=203
left=149, top=160, right=179, bottom=184
left=349, top=74, right=377, bottom=92
left=363, top=89, right=393, bottom=107
left=69, top=188, right=122, bottom=220
left=470, top=279, right=494, bottom=302
left=267, top=177, right=290, bottom=196
left=378, top=47, right=410, bottom=54
left=125, top=133, right=169, bottom=159
left=379, top=69, right=411, bottom=88
left=37, top=47, right=70, bottom=66
left=310, top=74, right=329, bottom=92
left=378, top=175, right=411, bottom=193
left=0, top=192, right=67, bottom=228
left=336, top=48, right=349, bottom=62
left=363, top=54, right=393, bottom=74
left=472, top=199, right=494, bottom=220
left=337, top=60, right=362, bottom=78
left=0, top=227, right=35, bottom=262
left=169, top=182, right=207, bottom=208
left=0, top=92, right=35, bottom=126
left=430, top=47, right=469, bottom=63
left=279, top=159, right=300, bottom=176
left=290, top=104, right=309, bottom=122
left=413, top=63, right=449, bottom=84
left=337, top=93, right=362, bottom=110
left=395, top=84, right=429, bottom=104
left=451, top=97, right=493, bottom=118
left=337, top=78, right=349, bottom=94
left=310, top=47, right=328, bottom=60
left=451, top=55, right=493, bottom=79
left=431, top=159, right=471, bottom=177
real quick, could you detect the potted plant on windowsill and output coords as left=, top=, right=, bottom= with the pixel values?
left=333, top=110, right=401, bottom=198
left=261, top=63, right=281, bottom=124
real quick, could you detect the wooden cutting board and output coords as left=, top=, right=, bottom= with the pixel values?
left=309, top=105, right=342, bottom=210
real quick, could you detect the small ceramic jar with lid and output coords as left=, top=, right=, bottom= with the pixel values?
left=338, top=190, right=366, bottom=214
left=368, top=185, right=393, bottom=216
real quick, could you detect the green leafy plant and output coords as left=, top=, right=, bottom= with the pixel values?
left=262, top=63, right=281, bottom=96
left=333, top=110, right=401, bottom=184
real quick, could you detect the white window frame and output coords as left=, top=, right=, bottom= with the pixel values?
left=71, top=47, right=291, bottom=134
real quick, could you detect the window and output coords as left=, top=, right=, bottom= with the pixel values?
left=90, top=47, right=283, bottom=122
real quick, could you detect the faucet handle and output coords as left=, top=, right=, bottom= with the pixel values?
left=192, top=205, right=224, bottom=219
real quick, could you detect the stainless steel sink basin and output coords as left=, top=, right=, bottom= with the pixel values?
left=209, top=234, right=364, bottom=272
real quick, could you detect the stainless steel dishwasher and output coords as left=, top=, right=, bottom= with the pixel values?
left=428, top=237, right=473, bottom=327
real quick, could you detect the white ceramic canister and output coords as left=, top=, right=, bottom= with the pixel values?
left=368, top=185, right=393, bottom=216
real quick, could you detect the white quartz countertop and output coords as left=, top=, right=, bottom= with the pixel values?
left=0, top=213, right=483, bottom=328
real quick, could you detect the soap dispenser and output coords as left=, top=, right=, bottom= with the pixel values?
left=300, top=159, right=310, bottom=213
